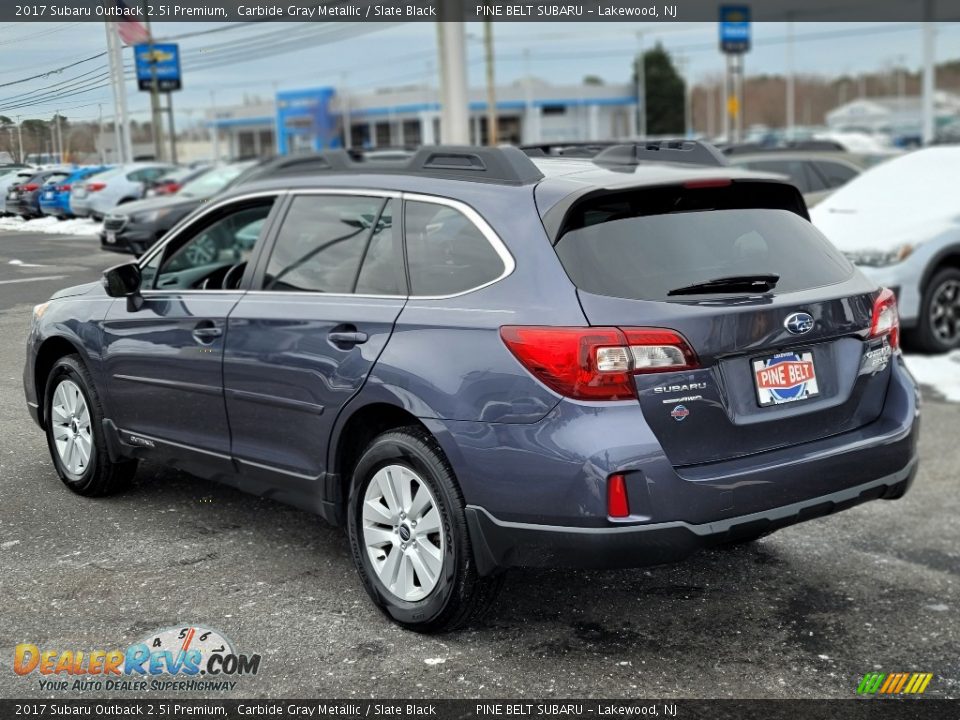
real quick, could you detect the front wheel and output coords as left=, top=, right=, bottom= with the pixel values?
left=44, top=355, right=138, bottom=496
left=347, top=427, right=503, bottom=633
left=908, top=268, right=960, bottom=353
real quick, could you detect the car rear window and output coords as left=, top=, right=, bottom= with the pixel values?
left=555, top=207, right=853, bottom=301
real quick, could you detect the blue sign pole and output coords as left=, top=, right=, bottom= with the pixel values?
left=719, top=5, right=750, bottom=143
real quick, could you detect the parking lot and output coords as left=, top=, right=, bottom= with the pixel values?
left=1, top=229, right=958, bottom=700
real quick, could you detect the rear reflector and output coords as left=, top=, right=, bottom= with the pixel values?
left=607, top=474, right=630, bottom=518
left=500, top=326, right=698, bottom=401
left=870, top=288, right=900, bottom=350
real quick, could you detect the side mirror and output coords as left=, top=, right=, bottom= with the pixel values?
left=102, top=261, right=142, bottom=301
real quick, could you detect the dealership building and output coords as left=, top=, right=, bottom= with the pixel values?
left=206, top=80, right=638, bottom=158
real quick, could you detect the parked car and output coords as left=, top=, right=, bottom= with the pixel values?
left=101, top=160, right=257, bottom=256
left=70, top=163, right=176, bottom=220
left=145, top=165, right=212, bottom=198
left=5, top=168, right=71, bottom=219
left=39, top=166, right=112, bottom=219
left=727, top=151, right=865, bottom=207
left=812, top=146, right=960, bottom=353
left=0, top=168, right=38, bottom=213
left=25, top=143, right=918, bottom=632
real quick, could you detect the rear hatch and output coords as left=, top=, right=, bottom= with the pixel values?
left=550, top=179, right=894, bottom=467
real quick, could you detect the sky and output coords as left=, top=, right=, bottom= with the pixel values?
left=0, top=20, right=958, bottom=127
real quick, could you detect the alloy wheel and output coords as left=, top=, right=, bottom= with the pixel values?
left=362, top=464, right=445, bottom=602
left=929, top=278, right=960, bottom=345
left=51, top=379, right=93, bottom=478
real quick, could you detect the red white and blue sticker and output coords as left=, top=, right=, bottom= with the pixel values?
left=752, top=351, right=820, bottom=407
left=670, top=404, right=690, bottom=421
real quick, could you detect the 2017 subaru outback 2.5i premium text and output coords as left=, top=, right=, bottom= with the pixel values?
left=24, top=143, right=920, bottom=632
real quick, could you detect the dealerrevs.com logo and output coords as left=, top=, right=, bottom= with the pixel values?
left=14, top=625, right=261, bottom=692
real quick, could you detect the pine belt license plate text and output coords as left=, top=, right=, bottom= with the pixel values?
left=752, top=351, right=819, bottom=407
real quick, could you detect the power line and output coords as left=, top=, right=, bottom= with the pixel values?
left=0, top=52, right=107, bottom=90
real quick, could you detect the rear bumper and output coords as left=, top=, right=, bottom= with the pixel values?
left=467, top=460, right=916, bottom=573
left=453, top=356, right=920, bottom=574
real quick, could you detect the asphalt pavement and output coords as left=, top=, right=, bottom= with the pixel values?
left=0, top=231, right=958, bottom=700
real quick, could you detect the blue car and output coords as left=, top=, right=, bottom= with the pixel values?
left=23, top=144, right=919, bottom=632
left=39, top=165, right=111, bottom=219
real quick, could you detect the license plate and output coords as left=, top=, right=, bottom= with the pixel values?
left=7, top=192, right=16, bottom=199
left=752, top=351, right=819, bottom=407
left=74, top=189, right=86, bottom=198
left=105, top=231, right=116, bottom=244
left=44, top=191, right=55, bottom=199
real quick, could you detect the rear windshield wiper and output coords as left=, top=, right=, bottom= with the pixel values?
left=667, top=273, right=780, bottom=296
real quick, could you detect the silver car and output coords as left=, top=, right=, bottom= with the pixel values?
left=70, top=163, right=176, bottom=220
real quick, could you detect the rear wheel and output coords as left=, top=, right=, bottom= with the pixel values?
left=44, top=355, right=138, bottom=496
left=347, top=426, right=503, bottom=633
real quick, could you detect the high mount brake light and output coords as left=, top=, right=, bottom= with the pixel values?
left=499, top=326, right=698, bottom=401
left=870, top=287, right=900, bottom=350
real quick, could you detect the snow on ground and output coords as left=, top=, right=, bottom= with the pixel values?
left=0, top=215, right=102, bottom=236
left=904, top=351, right=960, bottom=403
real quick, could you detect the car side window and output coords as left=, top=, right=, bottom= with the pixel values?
left=814, top=161, right=859, bottom=188
left=404, top=200, right=505, bottom=297
left=153, top=200, right=274, bottom=291
left=745, top=159, right=813, bottom=193
left=262, top=195, right=402, bottom=295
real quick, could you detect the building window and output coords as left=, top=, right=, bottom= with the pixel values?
left=541, top=104, right=567, bottom=116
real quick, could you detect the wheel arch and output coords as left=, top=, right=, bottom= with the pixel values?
left=920, top=243, right=960, bottom=292
left=33, top=335, right=84, bottom=428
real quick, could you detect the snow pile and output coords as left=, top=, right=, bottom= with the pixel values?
left=904, top=351, right=960, bottom=403
left=0, top=215, right=102, bottom=236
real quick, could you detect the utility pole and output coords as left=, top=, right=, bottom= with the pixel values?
left=142, top=7, right=164, bottom=161
left=921, top=6, right=936, bottom=145
left=209, top=90, right=220, bottom=162
left=435, top=22, right=470, bottom=144
left=55, top=111, right=63, bottom=163
left=483, top=21, right=497, bottom=145
left=15, top=115, right=24, bottom=163
left=97, top=104, right=105, bottom=164
left=785, top=18, right=795, bottom=140
left=341, top=72, right=352, bottom=149
left=635, top=31, right=646, bottom=138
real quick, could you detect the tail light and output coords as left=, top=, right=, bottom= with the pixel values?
left=86, top=182, right=106, bottom=192
left=870, top=288, right=900, bottom=350
left=607, top=474, right=630, bottom=518
left=22, top=183, right=38, bottom=192
left=499, top=326, right=698, bottom=401
left=60, top=184, right=71, bottom=192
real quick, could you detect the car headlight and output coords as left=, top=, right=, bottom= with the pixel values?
left=130, top=208, right=171, bottom=224
left=33, top=302, right=49, bottom=321
left=843, top=244, right=914, bottom=267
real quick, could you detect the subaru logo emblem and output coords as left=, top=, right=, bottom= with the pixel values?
left=784, top=312, right=814, bottom=335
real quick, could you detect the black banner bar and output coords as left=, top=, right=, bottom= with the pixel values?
left=4, top=0, right=960, bottom=23
left=2, top=700, right=960, bottom=720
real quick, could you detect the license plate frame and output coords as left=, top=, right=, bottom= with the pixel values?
left=752, top=350, right=820, bottom=407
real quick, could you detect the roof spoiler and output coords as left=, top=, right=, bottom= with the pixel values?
left=593, top=140, right=729, bottom=168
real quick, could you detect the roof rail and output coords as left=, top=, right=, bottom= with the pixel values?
left=238, top=145, right=544, bottom=186
left=593, top=140, right=728, bottom=168
left=520, top=141, right=618, bottom=158
left=722, top=140, right=847, bottom=156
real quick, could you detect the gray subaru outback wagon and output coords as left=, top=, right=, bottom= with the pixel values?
left=24, top=143, right=919, bottom=631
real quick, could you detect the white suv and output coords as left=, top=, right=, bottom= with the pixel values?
left=812, top=146, right=960, bottom=353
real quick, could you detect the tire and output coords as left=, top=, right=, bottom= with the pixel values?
left=347, top=426, right=504, bottom=633
left=43, top=354, right=138, bottom=497
left=906, top=267, right=960, bottom=353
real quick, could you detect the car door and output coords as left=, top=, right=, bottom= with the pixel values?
left=222, top=191, right=407, bottom=502
left=100, top=194, right=281, bottom=476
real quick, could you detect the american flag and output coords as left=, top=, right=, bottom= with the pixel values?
left=113, top=0, right=150, bottom=46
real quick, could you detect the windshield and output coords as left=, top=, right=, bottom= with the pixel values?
left=179, top=162, right=254, bottom=198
